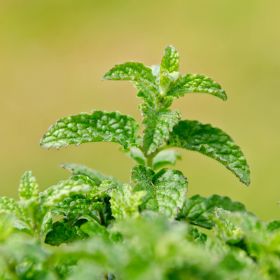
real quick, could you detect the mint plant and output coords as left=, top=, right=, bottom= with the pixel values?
left=0, top=46, right=279, bottom=280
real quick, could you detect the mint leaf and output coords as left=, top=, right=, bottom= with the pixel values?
left=110, top=184, right=145, bottom=220
left=104, top=62, right=157, bottom=94
left=152, top=149, right=181, bottom=170
left=169, top=120, right=250, bottom=185
left=167, top=74, right=227, bottom=101
left=160, top=46, right=180, bottom=93
left=41, top=111, right=138, bottom=149
left=127, top=147, right=146, bottom=165
left=0, top=197, right=21, bottom=217
left=161, top=45, right=179, bottom=73
left=143, top=108, right=181, bottom=155
left=62, top=163, right=118, bottom=186
left=178, top=194, right=247, bottom=229
left=132, top=166, right=187, bottom=218
left=19, top=171, right=39, bottom=201
left=40, top=175, right=99, bottom=207
left=153, top=169, right=187, bottom=218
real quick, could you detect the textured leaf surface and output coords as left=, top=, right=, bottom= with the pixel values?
left=167, top=74, right=227, bottom=101
left=41, top=111, right=138, bottom=149
left=0, top=197, right=21, bottom=216
left=40, top=175, right=99, bottom=207
left=110, top=184, right=145, bottom=220
left=143, top=108, right=181, bottom=155
left=160, top=46, right=180, bottom=92
left=161, top=45, right=179, bottom=73
left=104, top=62, right=157, bottom=94
left=178, top=194, right=247, bottom=229
left=169, top=120, right=250, bottom=185
left=19, top=171, right=39, bottom=201
left=132, top=166, right=187, bottom=218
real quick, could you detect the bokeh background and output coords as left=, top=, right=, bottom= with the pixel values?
left=0, top=0, right=279, bottom=220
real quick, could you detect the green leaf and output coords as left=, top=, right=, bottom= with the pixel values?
left=41, top=111, right=138, bottom=150
left=152, top=149, right=181, bottom=170
left=143, top=108, right=181, bottom=155
left=132, top=166, right=187, bottom=218
left=127, top=147, right=146, bottom=165
left=167, top=74, right=227, bottom=101
left=267, top=220, right=280, bottom=232
left=104, top=62, right=157, bottom=94
left=160, top=46, right=180, bottom=93
left=169, top=120, right=250, bottom=185
left=61, top=163, right=118, bottom=186
left=153, top=169, right=188, bottom=218
left=110, top=184, right=145, bottom=220
left=80, top=219, right=109, bottom=238
left=40, top=175, right=100, bottom=207
left=178, top=194, right=247, bottom=229
left=0, top=197, right=21, bottom=216
left=161, top=45, right=179, bottom=73
left=19, top=171, right=39, bottom=201
left=0, top=198, right=30, bottom=231
left=45, top=219, right=87, bottom=246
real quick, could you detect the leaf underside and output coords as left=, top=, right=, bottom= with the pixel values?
left=168, top=120, right=250, bottom=185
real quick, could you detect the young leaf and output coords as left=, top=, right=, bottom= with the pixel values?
left=168, top=120, right=250, bottom=185
left=0, top=197, right=21, bottom=217
left=178, top=194, right=247, bottom=229
left=132, top=166, right=187, bottom=218
left=127, top=146, right=146, bottom=165
left=161, top=45, right=180, bottom=74
left=160, top=46, right=180, bottom=92
left=41, top=111, right=138, bottom=150
left=143, top=108, right=181, bottom=155
left=19, top=171, right=39, bottom=201
left=110, top=184, right=145, bottom=220
left=62, top=163, right=118, bottom=186
left=152, top=149, right=181, bottom=170
left=167, top=74, right=227, bottom=101
left=103, top=62, right=158, bottom=94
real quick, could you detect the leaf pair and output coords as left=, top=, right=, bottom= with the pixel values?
left=132, top=165, right=188, bottom=218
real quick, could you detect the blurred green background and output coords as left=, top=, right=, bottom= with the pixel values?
left=0, top=0, right=279, bottom=220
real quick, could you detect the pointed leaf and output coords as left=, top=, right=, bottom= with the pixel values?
left=143, top=108, right=181, bottom=155
left=41, top=111, right=138, bottom=149
left=161, top=45, right=179, bottom=73
left=104, top=62, right=157, bottom=94
left=19, top=171, right=39, bottom=201
left=167, top=74, right=227, bottom=101
left=160, top=46, right=180, bottom=92
left=169, top=120, right=250, bottom=185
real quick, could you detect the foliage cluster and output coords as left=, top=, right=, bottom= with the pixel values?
left=0, top=46, right=279, bottom=279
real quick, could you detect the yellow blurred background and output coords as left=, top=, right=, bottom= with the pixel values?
left=0, top=0, right=279, bottom=220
